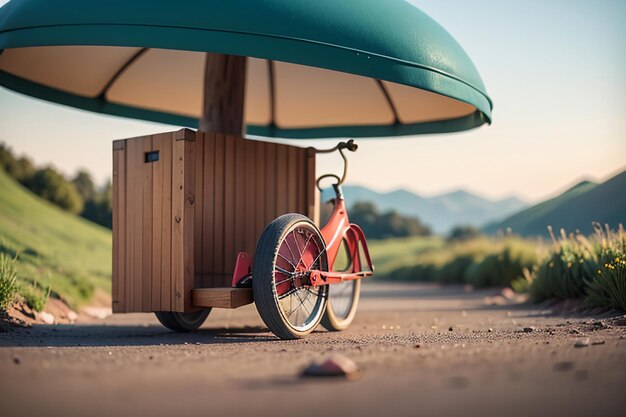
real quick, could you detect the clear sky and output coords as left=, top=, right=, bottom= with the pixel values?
left=0, top=0, right=624, bottom=202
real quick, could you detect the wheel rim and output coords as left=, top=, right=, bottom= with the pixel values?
left=329, top=281, right=356, bottom=319
left=273, top=223, right=327, bottom=332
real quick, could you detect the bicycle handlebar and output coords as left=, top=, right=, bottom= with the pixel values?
left=311, top=139, right=358, bottom=190
left=312, top=139, right=358, bottom=155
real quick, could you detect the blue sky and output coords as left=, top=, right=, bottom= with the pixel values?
left=0, top=0, right=624, bottom=202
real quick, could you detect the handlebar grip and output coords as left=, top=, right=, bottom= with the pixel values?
left=339, top=139, right=358, bottom=152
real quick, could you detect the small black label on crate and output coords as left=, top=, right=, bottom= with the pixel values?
left=145, top=151, right=159, bottom=163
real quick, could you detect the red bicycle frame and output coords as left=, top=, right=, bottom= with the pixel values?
left=309, top=184, right=374, bottom=287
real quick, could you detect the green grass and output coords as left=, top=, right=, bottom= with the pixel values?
left=0, top=253, right=19, bottom=311
left=0, top=169, right=111, bottom=308
left=529, top=224, right=626, bottom=310
left=371, top=235, right=541, bottom=287
left=367, top=236, right=444, bottom=278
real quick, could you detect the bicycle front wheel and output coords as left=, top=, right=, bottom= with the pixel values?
left=253, top=214, right=328, bottom=340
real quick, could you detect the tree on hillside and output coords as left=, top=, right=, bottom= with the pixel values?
left=82, top=180, right=113, bottom=228
left=349, top=201, right=431, bottom=239
left=448, top=225, right=482, bottom=241
left=0, top=143, right=35, bottom=184
left=29, top=167, right=84, bottom=214
left=72, top=170, right=97, bottom=202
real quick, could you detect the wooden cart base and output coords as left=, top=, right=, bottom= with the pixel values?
left=112, top=129, right=317, bottom=314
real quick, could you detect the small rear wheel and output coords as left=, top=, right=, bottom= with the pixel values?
left=321, top=279, right=361, bottom=331
left=155, top=309, right=211, bottom=332
left=253, top=214, right=328, bottom=339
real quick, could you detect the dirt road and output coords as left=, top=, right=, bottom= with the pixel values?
left=1, top=283, right=625, bottom=417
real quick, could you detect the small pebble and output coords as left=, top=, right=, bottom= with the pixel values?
left=302, top=355, right=360, bottom=380
left=414, top=344, right=421, bottom=349
left=13, top=357, right=20, bottom=365
left=574, top=338, right=590, bottom=348
left=448, top=327, right=454, bottom=332
left=487, top=328, right=493, bottom=333
left=591, top=340, right=605, bottom=346
left=522, top=326, right=536, bottom=333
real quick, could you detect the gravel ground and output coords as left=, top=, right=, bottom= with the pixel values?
left=1, top=282, right=625, bottom=417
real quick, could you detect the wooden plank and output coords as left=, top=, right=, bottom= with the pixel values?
left=126, top=138, right=144, bottom=312
left=254, top=140, right=266, bottom=247
left=150, top=133, right=167, bottom=311
left=201, top=132, right=215, bottom=287
left=193, top=134, right=204, bottom=289
left=306, top=147, right=319, bottom=225
left=223, top=135, right=236, bottom=285
left=159, top=135, right=173, bottom=311
left=244, top=139, right=257, bottom=259
left=235, top=136, right=246, bottom=258
left=297, top=148, right=307, bottom=216
left=172, top=136, right=185, bottom=311
left=141, top=136, right=153, bottom=312
left=288, top=146, right=299, bottom=212
left=213, top=134, right=225, bottom=287
left=183, top=137, right=196, bottom=311
left=275, top=144, right=288, bottom=215
left=112, top=143, right=126, bottom=312
left=192, top=287, right=253, bottom=309
left=265, top=143, right=277, bottom=225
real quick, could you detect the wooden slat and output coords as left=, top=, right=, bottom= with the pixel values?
left=172, top=136, right=185, bottom=311
left=244, top=139, right=257, bottom=259
left=201, top=132, right=215, bottom=288
left=265, top=143, right=277, bottom=225
left=306, top=148, right=319, bottom=225
left=275, top=144, right=288, bottom=214
left=235, top=136, right=246, bottom=259
left=150, top=134, right=166, bottom=311
left=141, top=136, right=153, bottom=311
left=213, top=134, right=225, bottom=287
left=193, top=134, right=204, bottom=289
left=159, top=135, right=173, bottom=311
left=112, top=143, right=126, bottom=312
left=287, top=146, right=299, bottom=213
left=254, top=140, right=267, bottom=246
left=298, top=148, right=307, bottom=215
left=183, top=136, right=196, bottom=311
left=223, top=135, right=236, bottom=285
left=127, top=138, right=144, bottom=312
left=192, top=287, right=253, bottom=309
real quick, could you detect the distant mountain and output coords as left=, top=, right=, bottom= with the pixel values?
left=321, top=185, right=527, bottom=234
left=483, top=170, right=626, bottom=237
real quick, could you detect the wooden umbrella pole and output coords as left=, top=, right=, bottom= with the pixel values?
left=199, top=53, right=247, bottom=136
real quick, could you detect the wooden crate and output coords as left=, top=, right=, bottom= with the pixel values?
left=112, top=129, right=317, bottom=313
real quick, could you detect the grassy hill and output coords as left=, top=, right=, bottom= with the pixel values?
left=0, top=169, right=111, bottom=308
left=483, top=170, right=626, bottom=237
left=367, top=236, right=443, bottom=278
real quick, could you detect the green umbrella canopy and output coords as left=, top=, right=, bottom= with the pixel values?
left=0, top=0, right=492, bottom=138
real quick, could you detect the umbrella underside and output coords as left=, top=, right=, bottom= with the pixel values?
left=0, top=45, right=476, bottom=131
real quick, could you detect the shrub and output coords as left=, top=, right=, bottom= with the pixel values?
left=464, top=239, right=538, bottom=288
left=585, top=248, right=626, bottom=310
left=29, top=167, right=84, bottom=214
left=530, top=224, right=626, bottom=309
left=0, top=253, right=19, bottom=311
left=21, top=278, right=51, bottom=312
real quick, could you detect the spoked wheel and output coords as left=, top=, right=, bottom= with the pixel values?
left=253, top=214, right=329, bottom=340
left=155, top=309, right=211, bottom=332
left=321, top=279, right=361, bottom=331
